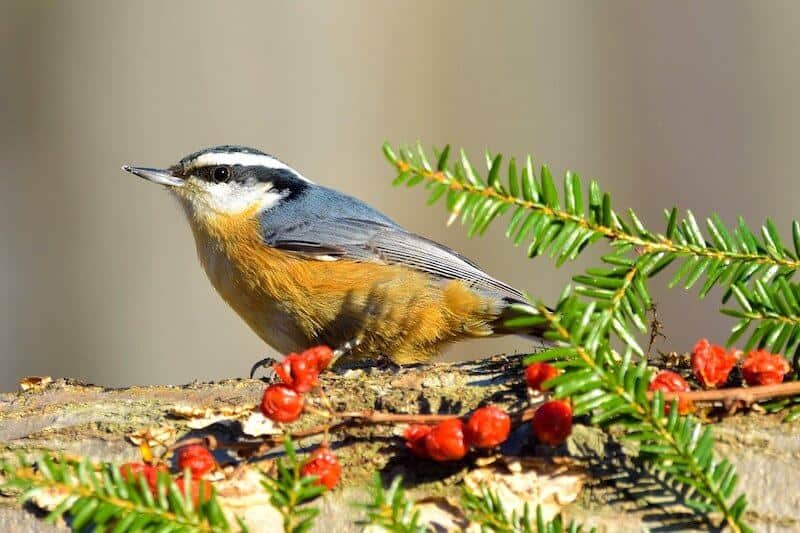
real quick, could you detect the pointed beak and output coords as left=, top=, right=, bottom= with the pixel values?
left=122, top=165, right=184, bottom=187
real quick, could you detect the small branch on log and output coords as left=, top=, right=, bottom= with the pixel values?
left=660, top=380, right=800, bottom=405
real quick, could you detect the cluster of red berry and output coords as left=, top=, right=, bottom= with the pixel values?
left=402, top=361, right=575, bottom=462
left=119, top=443, right=216, bottom=506
left=260, top=346, right=335, bottom=423
left=648, top=338, right=791, bottom=414
left=259, top=345, right=342, bottom=489
left=525, top=362, right=573, bottom=447
left=404, top=406, right=511, bottom=461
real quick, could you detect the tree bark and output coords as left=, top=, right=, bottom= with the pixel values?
left=1, top=354, right=798, bottom=531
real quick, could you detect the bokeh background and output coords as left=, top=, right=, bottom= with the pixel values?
left=2, top=1, right=800, bottom=392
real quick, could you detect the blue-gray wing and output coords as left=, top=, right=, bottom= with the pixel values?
left=263, top=215, right=525, bottom=303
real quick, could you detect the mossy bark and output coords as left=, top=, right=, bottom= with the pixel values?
left=1, top=355, right=798, bottom=531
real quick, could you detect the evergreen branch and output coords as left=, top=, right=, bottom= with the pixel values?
left=384, top=143, right=799, bottom=307
left=0, top=454, right=227, bottom=532
left=356, top=474, right=428, bottom=533
left=505, top=259, right=646, bottom=355
left=384, top=142, right=756, bottom=531
left=260, top=435, right=324, bottom=533
left=570, top=256, right=648, bottom=354
left=357, top=475, right=590, bottom=533
left=723, top=278, right=800, bottom=365
left=461, top=483, right=592, bottom=533
left=526, top=301, right=750, bottom=533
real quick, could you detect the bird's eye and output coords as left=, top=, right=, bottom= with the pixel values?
left=212, top=166, right=230, bottom=182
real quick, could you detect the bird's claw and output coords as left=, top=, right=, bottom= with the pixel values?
left=249, top=356, right=278, bottom=380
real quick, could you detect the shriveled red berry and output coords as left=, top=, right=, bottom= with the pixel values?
left=175, top=477, right=213, bottom=506
left=525, top=362, right=560, bottom=391
left=465, top=406, right=511, bottom=448
left=302, top=345, right=335, bottom=371
left=119, top=462, right=167, bottom=493
left=742, top=350, right=790, bottom=386
left=119, top=461, right=149, bottom=482
left=532, top=400, right=573, bottom=446
left=177, top=444, right=216, bottom=479
left=692, top=339, right=738, bottom=389
left=404, top=424, right=433, bottom=458
left=274, top=353, right=319, bottom=393
left=425, top=418, right=468, bottom=461
left=649, top=370, right=693, bottom=414
left=301, top=446, right=342, bottom=490
left=260, top=384, right=304, bottom=422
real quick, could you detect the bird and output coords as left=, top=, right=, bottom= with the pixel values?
left=123, top=145, right=541, bottom=366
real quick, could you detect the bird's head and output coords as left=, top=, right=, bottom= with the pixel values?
left=123, top=145, right=311, bottom=221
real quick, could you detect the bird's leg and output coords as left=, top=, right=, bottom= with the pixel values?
left=249, top=356, right=278, bottom=380
left=329, top=337, right=363, bottom=368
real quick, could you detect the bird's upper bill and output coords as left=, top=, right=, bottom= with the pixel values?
left=122, top=165, right=184, bottom=187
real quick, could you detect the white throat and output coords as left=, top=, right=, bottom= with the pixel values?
left=176, top=180, right=285, bottom=221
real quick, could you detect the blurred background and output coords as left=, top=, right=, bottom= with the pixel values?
left=2, top=1, right=799, bottom=391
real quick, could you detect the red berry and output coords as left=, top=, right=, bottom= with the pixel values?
left=532, top=400, right=573, bottom=446
left=119, top=462, right=167, bottom=494
left=742, top=350, right=790, bottom=386
left=301, top=446, right=342, bottom=490
left=303, top=345, right=335, bottom=371
left=175, top=477, right=213, bottom=506
left=177, top=444, right=216, bottom=479
left=525, top=362, right=560, bottom=391
left=404, top=424, right=433, bottom=458
left=119, top=461, right=149, bottom=482
left=260, top=384, right=304, bottom=422
left=649, top=370, right=693, bottom=414
left=274, top=353, right=319, bottom=393
left=692, top=339, right=738, bottom=389
left=465, top=406, right=511, bottom=448
left=425, top=419, right=468, bottom=461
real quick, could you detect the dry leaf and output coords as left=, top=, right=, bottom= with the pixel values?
left=127, top=425, right=178, bottom=451
left=29, top=488, right=73, bottom=514
left=414, top=496, right=469, bottom=531
left=215, top=466, right=283, bottom=531
left=464, top=456, right=584, bottom=523
left=167, top=403, right=256, bottom=429
left=18, top=376, right=52, bottom=392
left=241, top=411, right=280, bottom=437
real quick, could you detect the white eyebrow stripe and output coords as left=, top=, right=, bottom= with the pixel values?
left=187, top=152, right=312, bottom=183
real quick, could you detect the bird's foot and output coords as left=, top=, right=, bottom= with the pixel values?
left=329, top=337, right=363, bottom=368
left=249, top=356, right=278, bottom=380
left=373, top=353, right=403, bottom=371
left=249, top=338, right=364, bottom=379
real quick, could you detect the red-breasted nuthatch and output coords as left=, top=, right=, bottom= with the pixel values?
left=123, top=146, right=541, bottom=365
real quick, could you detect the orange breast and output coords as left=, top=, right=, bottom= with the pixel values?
left=186, top=209, right=503, bottom=363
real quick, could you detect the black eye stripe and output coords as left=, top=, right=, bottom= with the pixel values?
left=188, top=164, right=308, bottom=199
left=190, top=165, right=236, bottom=182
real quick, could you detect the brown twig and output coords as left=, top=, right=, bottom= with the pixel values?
left=241, top=411, right=469, bottom=456
left=334, top=410, right=463, bottom=423
left=165, top=409, right=478, bottom=459
left=646, top=303, right=666, bottom=356
left=659, top=380, right=800, bottom=405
